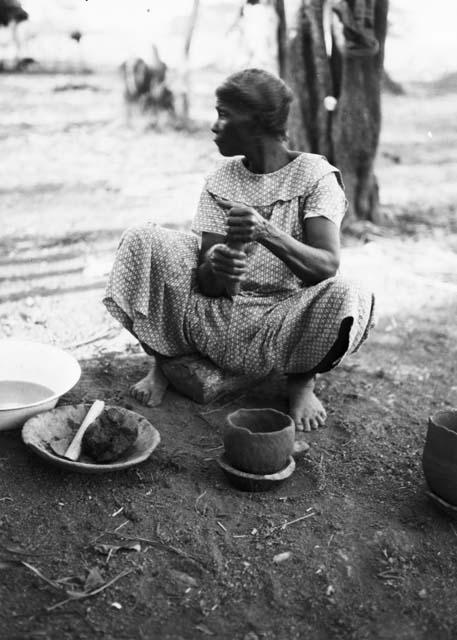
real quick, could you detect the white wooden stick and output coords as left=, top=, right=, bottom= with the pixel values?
left=64, top=400, right=105, bottom=461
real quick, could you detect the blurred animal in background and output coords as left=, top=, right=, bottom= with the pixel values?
left=70, top=30, right=82, bottom=45
left=0, top=0, right=28, bottom=68
left=120, top=44, right=175, bottom=128
left=69, top=29, right=87, bottom=73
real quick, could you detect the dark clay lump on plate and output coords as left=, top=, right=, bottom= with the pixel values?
left=82, top=407, right=138, bottom=462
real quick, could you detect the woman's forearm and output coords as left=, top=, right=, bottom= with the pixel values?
left=259, top=222, right=339, bottom=286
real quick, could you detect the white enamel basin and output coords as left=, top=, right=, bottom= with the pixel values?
left=0, top=339, right=81, bottom=431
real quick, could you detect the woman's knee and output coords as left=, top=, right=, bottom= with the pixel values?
left=119, top=224, right=147, bottom=253
left=120, top=225, right=180, bottom=265
left=322, top=276, right=371, bottom=310
left=324, top=275, right=354, bottom=297
left=121, top=224, right=160, bottom=248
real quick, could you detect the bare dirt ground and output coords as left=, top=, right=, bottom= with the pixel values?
left=1, top=71, right=457, bottom=640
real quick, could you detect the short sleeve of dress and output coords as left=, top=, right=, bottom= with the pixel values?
left=191, top=188, right=226, bottom=236
left=302, top=172, right=347, bottom=229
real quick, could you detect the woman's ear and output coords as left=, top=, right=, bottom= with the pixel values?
left=250, top=113, right=264, bottom=137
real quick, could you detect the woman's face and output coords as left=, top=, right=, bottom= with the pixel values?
left=211, top=100, right=256, bottom=156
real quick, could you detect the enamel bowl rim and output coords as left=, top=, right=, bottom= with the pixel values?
left=0, top=338, right=81, bottom=412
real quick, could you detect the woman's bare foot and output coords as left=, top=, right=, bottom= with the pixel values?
left=287, top=374, right=327, bottom=432
left=130, top=358, right=168, bottom=407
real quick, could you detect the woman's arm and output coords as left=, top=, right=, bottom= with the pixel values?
left=216, top=200, right=340, bottom=286
left=215, top=173, right=343, bottom=286
left=259, top=216, right=340, bottom=285
left=196, top=231, right=248, bottom=297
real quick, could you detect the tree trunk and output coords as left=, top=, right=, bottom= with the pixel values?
left=274, top=0, right=288, bottom=77
left=178, top=0, right=200, bottom=125
left=282, top=0, right=388, bottom=224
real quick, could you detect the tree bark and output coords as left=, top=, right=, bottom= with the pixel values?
left=178, top=0, right=200, bottom=124
left=281, top=0, right=388, bottom=224
left=274, top=0, right=288, bottom=77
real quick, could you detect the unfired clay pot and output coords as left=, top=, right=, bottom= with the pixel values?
left=422, top=409, right=457, bottom=505
left=224, top=408, right=295, bottom=475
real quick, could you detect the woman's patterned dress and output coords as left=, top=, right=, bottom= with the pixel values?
left=104, top=153, right=375, bottom=376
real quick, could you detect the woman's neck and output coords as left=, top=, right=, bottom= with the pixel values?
left=243, top=139, right=298, bottom=174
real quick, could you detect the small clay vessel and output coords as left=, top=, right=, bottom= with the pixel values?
left=224, top=408, right=295, bottom=475
left=422, top=409, right=457, bottom=505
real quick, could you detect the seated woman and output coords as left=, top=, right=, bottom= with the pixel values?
left=104, top=68, right=375, bottom=432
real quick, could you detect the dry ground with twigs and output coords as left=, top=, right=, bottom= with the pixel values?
left=1, top=71, right=457, bottom=640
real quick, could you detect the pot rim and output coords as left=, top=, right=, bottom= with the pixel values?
left=429, top=409, right=457, bottom=435
left=227, top=408, right=294, bottom=436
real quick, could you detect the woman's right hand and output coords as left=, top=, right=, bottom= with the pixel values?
left=206, top=243, right=248, bottom=285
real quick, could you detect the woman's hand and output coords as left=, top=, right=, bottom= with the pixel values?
left=206, top=243, right=248, bottom=285
left=214, top=197, right=270, bottom=244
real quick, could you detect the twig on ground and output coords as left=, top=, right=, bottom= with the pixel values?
left=102, top=530, right=159, bottom=546
left=64, top=329, right=117, bottom=351
left=195, top=490, right=207, bottom=513
left=101, top=530, right=206, bottom=568
left=217, top=521, right=227, bottom=533
left=199, top=393, right=247, bottom=416
left=21, top=561, right=63, bottom=591
left=271, top=512, right=316, bottom=532
left=196, top=413, right=216, bottom=430
left=46, top=569, right=134, bottom=612
left=0, top=496, right=12, bottom=502
left=378, top=570, right=402, bottom=580
left=0, top=544, right=52, bottom=557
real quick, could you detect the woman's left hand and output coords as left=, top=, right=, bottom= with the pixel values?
left=215, top=197, right=269, bottom=244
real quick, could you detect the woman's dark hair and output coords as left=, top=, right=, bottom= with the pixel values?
left=215, top=68, right=294, bottom=138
